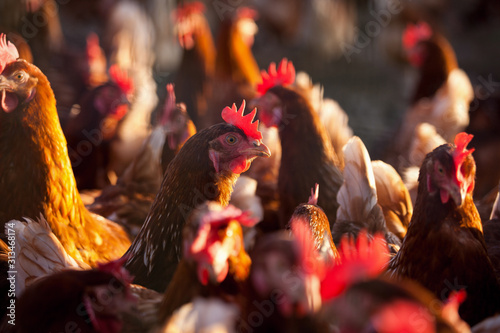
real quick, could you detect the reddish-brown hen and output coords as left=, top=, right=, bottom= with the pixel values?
left=389, top=132, right=500, bottom=326
left=0, top=35, right=130, bottom=266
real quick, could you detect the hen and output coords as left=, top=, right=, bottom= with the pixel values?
left=204, top=7, right=261, bottom=129
left=254, top=58, right=343, bottom=229
left=173, top=1, right=215, bottom=129
left=88, top=84, right=196, bottom=236
left=321, top=232, right=468, bottom=332
left=389, top=22, right=474, bottom=171
left=64, top=64, right=134, bottom=190
left=0, top=34, right=130, bottom=266
left=389, top=132, right=500, bottom=326
left=241, top=219, right=328, bottom=333
left=103, top=0, right=158, bottom=176
left=5, top=258, right=136, bottom=333
left=158, top=202, right=257, bottom=324
left=123, top=100, right=270, bottom=292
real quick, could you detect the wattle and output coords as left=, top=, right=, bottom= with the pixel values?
left=229, top=156, right=250, bottom=174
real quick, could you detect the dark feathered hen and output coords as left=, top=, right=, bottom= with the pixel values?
left=254, top=59, right=343, bottom=229
left=389, top=132, right=500, bottom=326
left=123, top=101, right=270, bottom=292
left=11, top=258, right=135, bottom=333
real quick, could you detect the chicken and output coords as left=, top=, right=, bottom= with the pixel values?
left=158, top=202, right=257, bottom=324
left=5, top=258, right=136, bottom=333
left=204, top=7, right=261, bottom=128
left=388, top=22, right=474, bottom=171
left=123, top=100, right=270, bottom=292
left=64, top=64, right=134, bottom=190
left=241, top=219, right=328, bottom=333
left=372, top=160, right=413, bottom=241
left=321, top=232, right=468, bottom=332
left=83, top=32, right=108, bottom=89
left=287, top=184, right=340, bottom=265
left=88, top=84, right=196, bottom=236
left=323, top=276, right=469, bottom=333
left=173, top=1, right=215, bottom=129
left=2, top=216, right=162, bottom=331
left=0, top=35, right=131, bottom=266
left=333, top=137, right=401, bottom=252
left=103, top=0, right=158, bottom=176
left=254, top=58, right=343, bottom=229
left=389, top=132, right=500, bottom=326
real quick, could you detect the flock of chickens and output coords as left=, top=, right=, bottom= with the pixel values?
left=1, top=1, right=500, bottom=332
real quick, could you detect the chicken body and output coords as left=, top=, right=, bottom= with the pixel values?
left=11, top=264, right=135, bottom=333
left=388, top=23, right=473, bottom=171
left=173, top=2, right=215, bottom=129
left=256, top=84, right=343, bottom=229
left=389, top=137, right=500, bottom=326
left=64, top=80, right=131, bottom=190
left=0, top=57, right=130, bottom=266
left=124, top=108, right=270, bottom=292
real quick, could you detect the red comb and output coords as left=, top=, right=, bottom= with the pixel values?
left=86, top=33, right=101, bottom=61
left=236, top=7, right=258, bottom=20
left=256, top=58, right=295, bottom=96
left=320, top=231, right=389, bottom=301
left=109, top=65, right=134, bottom=95
left=174, top=1, right=205, bottom=21
left=190, top=204, right=258, bottom=256
left=402, top=22, right=432, bottom=50
left=221, top=100, right=263, bottom=142
left=160, top=83, right=176, bottom=125
left=0, top=34, right=19, bottom=73
left=97, top=256, right=134, bottom=285
left=452, top=132, right=474, bottom=186
left=308, top=183, right=319, bottom=205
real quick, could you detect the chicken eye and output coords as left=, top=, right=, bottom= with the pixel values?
left=225, top=134, right=238, bottom=145
left=14, top=71, right=27, bottom=81
left=438, top=167, right=444, bottom=174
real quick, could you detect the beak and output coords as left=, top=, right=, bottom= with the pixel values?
left=0, top=75, right=11, bottom=90
left=443, top=181, right=466, bottom=207
left=245, top=140, right=271, bottom=158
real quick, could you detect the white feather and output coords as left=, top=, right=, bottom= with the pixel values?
left=336, top=136, right=378, bottom=222
left=7, top=216, right=89, bottom=296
